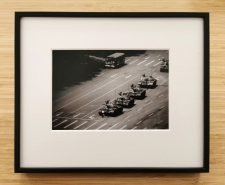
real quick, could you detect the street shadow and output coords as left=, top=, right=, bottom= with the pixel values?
left=127, top=103, right=135, bottom=108
left=144, top=85, right=158, bottom=89
left=53, top=50, right=147, bottom=97
left=135, top=95, right=147, bottom=100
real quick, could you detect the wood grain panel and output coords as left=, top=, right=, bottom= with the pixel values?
left=0, top=0, right=225, bottom=184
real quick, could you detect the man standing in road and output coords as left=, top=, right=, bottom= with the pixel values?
left=101, top=110, right=105, bottom=118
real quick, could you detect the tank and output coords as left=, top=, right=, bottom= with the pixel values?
left=138, top=76, right=157, bottom=88
left=160, top=59, right=169, bottom=72
left=122, top=88, right=146, bottom=99
left=99, top=102, right=123, bottom=117
left=114, top=95, right=135, bottom=108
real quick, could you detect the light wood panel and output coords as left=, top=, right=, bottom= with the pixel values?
left=0, top=0, right=224, bottom=184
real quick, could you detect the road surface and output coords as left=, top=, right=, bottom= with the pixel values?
left=52, top=50, right=169, bottom=130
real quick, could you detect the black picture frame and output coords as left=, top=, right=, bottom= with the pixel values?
left=15, top=12, right=210, bottom=173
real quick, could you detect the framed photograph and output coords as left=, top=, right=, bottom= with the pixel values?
left=15, top=12, right=209, bottom=173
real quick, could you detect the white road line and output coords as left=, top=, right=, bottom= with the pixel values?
left=52, top=119, right=58, bottom=122
left=147, top=101, right=152, bottom=105
left=145, top=56, right=150, bottom=59
left=157, top=55, right=161, bottom=57
left=160, top=106, right=164, bottom=109
left=159, top=94, right=163, bottom=97
left=136, top=120, right=142, bottom=125
left=54, top=120, right=67, bottom=128
left=125, top=115, right=130, bottom=119
left=137, top=60, right=147, bottom=65
left=81, top=106, right=102, bottom=119
left=108, top=122, right=119, bottom=130
left=145, top=60, right=155, bottom=66
left=125, top=59, right=131, bottom=62
left=85, top=121, right=98, bottom=130
left=143, top=127, right=147, bottom=130
left=126, top=75, right=131, bottom=78
left=120, top=125, right=127, bottom=130
left=132, top=126, right=137, bottom=130
left=153, top=61, right=162, bottom=66
left=96, top=123, right=108, bottom=130
left=53, top=72, right=108, bottom=103
left=64, top=120, right=78, bottom=128
left=73, top=113, right=84, bottom=117
left=69, top=75, right=139, bottom=114
left=73, top=121, right=88, bottom=129
left=89, top=114, right=95, bottom=119
left=54, top=75, right=123, bottom=113
left=56, top=112, right=63, bottom=116
left=158, top=120, right=163, bottom=124
left=111, top=74, right=117, bottom=77
left=155, top=77, right=160, bottom=80
left=129, top=59, right=138, bottom=64
left=137, top=108, right=142, bottom=112
left=55, top=118, right=99, bottom=121
left=149, top=113, right=154, bottom=117
left=97, top=73, right=104, bottom=76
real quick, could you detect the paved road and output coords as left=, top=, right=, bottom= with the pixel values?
left=52, top=50, right=168, bottom=130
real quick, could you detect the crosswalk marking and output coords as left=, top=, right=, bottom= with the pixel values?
left=89, top=114, right=95, bottom=119
left=96, top=123, right=108, bottom=130
left=73, top=121, right=88, bottom=129
left=54, top=120, right=67, bottom=128
left=85, top=122, right=98, bottom=130
left=108, top=122, right=119, bottom=130
left=64, top=120, right=78, bottom=128
left=120, top=125, right=127, bottom=130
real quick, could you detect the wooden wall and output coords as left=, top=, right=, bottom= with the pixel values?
left=0, top=0, right=224, bottom=184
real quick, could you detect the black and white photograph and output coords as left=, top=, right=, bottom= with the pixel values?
left=15, top=12, right=209, bottom=173
left=52, top=50, right=169, bottom=130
